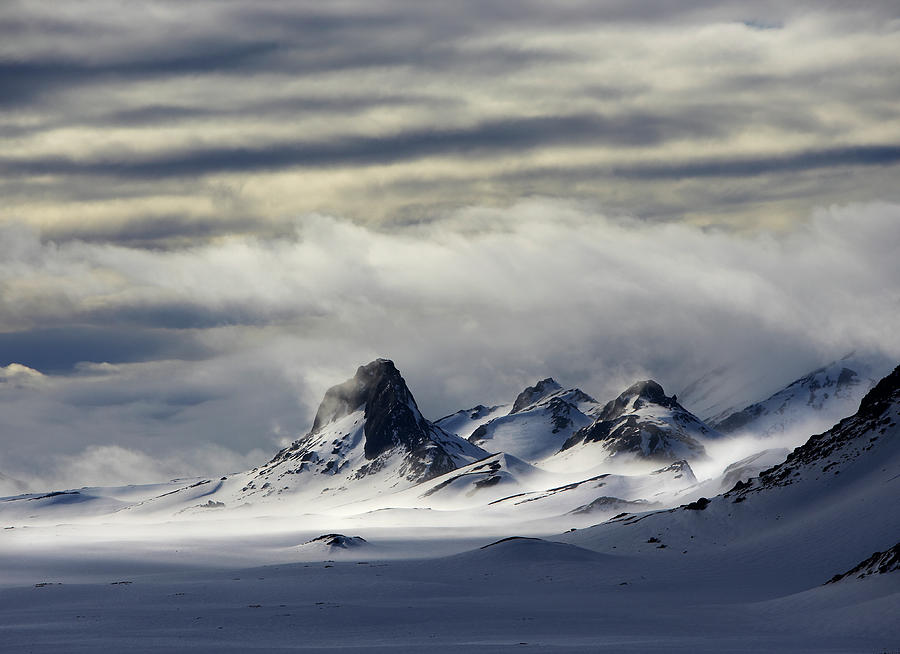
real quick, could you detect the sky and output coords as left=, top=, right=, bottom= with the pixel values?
left=1, top=1, right=899, bottom=491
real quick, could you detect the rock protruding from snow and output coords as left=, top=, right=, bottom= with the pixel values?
left=559, top=380, right=716, bottom=463
left=826, top=542, right=900, bottom=584
left=310, top=358, right=431, bottom=461
left=510, top=378, right=563, bottom=414
left=305, top=533, right=368, bottom=549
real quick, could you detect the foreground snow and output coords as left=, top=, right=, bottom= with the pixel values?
left=0, top=528, right=896, bottom=653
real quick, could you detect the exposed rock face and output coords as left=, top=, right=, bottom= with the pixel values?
left=511, top=378, right=563, bottom=414
left=311, top=358, right=438, bottom=461
left=305, top=533, right=368, bottom=549
left=826, top=542, right=900, bottom=584
left=560, top=380, right=715, bottom=462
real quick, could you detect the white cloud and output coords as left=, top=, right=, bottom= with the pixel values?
left=0, top=363, right=46, bottom=389
left=0, top=199, right=897, bottom=489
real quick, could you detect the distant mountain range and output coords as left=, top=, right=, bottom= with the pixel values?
left=3, top=353, right=894, bottom=535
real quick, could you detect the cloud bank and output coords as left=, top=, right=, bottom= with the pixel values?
left=1, top=1, right=899, bottom=243
left=0, top=200, right=897, bottom=488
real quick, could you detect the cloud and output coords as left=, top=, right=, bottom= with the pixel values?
left=11, top=444, right=269, bottom=492
left=0, top=200, right=897, bottom=489
left=0, top=112, right=743, bottom=180
left=0, top=363, right=45, bottom=389
left=2, top=1, right=900, bottom=236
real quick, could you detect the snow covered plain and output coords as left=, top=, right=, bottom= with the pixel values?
left=1, top=361, right=898, bottom=652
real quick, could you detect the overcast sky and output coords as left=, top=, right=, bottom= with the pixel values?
left=1, top=1, right=899, bottom=490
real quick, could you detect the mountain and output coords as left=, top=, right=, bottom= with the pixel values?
left=437, top=378, right=602, bottom=462
left=233, top=359, right=487, bottom=505
left=712, top=356, right=884, bottom=438
left=727, top=363, right=899, bottom=495
left=510, top=378, right=563, bottom=413
left=551, top=380, right=717, bottom=468
left=563, top=364, right=900, bottom=591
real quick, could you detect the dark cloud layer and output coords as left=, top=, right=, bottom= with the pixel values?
left=0, top=327, right=212, bottom=373
left=0, top=113, right=738, bottom=179
left=2, top=0, right=899, bottom=236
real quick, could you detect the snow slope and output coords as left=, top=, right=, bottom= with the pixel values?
left=712, top=355, right=886, bottom=438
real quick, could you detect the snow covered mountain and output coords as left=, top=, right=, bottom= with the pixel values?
left=436, top=378, right=602, bottom=461
left=226, top=359, right=487, bottom=507
left=564, top=364, right=900, bottom=591
left=712, top=356, right=884, bottom=438
left=549, top=380, right=717, bottom=469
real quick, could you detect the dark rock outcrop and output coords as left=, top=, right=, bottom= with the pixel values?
left=560, top=380, right=713, bottom=461
left=510, top=378, right=563, bottom=414
left=826, top=542, right=900, bottom=583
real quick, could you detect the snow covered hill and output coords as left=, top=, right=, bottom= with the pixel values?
left=712, top=355, right=885, bottom=439
left=436, top=377, right=602, bottom=461
left=546, top=380, right=718, bottom=471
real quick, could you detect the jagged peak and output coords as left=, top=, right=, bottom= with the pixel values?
left=310, top=358, right=417, bottom=434
left=511, top=377, right=563, bottom=414
left=620, top=380, right=669, bottom=404
left=596, top=379, right=678, bottom=422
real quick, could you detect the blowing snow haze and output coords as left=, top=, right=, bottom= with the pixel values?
left=0, top=1, right=899, bottom=491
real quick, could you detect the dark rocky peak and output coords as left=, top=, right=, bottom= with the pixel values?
left=311, top=358, right=418, bottom=432
left=511, top=377, right=563, bottom=414
left=623, top=380, right=669, bottom=403
left=559, top=379, right=711, bottom=461
left=309, top=358, right=430, bottom=460
left=599, top=380, right=678, bottom=421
